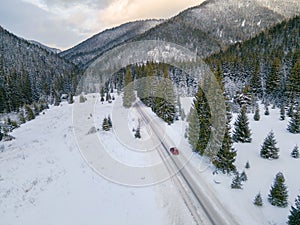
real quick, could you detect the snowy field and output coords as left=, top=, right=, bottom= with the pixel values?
left=0, top=94, right=195, bottom=225
left=0, top=94, right=299, bottom=225
left=171, top=100, right=300, bottom=225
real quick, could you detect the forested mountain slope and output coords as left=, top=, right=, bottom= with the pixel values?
left=60, top=20, right=163, bottom=68
left=206, top=16, right=300, bottom=102
left=0, top=26, right=80, bottom=113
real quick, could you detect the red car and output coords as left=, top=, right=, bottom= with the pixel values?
left=170, top=147, right=179, bottom=155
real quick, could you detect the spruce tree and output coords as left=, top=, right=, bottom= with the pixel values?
left=245, top=161, right=250, bottom=169
left=107, top=115, right=112, bottom=128
left=231, top=172, right=243, bottom=189
left=268, top=172, right=288, bottom=207
left=250, top=63, right=262, bottom=97
left=123, top=66, right=135, bottom=108
left=213, top=122, right=237, bottom=174
left=0, top=125, right=3, bottom=141
left=188, top=107, right=200, bottom=152
left=287, top=107, right=300, bottom=134
left=291, top=145, right=299, bottom=159
left=68, top=93, right=74, bottom=104
left=286, top=59, right=300, bottom=101
left=25, top=105, right=35, bottom=121
left=254, top=105, right=260, bottom=121
left=254, top=193, right=263, bottom=206
left=264, top=106, right=270, bottom=116
left=288, top=195, right=300, bottom=225
left=280, top=104, right=285, bottom=120
left=192, top=87, right=211, bottom=155
left=287, top=104, right=294, bottom=117
left=240, top=171, right=248, bottom=182
left=260, top=131, right=279, bottom=159
left=102, top=117, right=110, bottom=131
left=266, top=58, right=281, bottom=98
left=100, top=87, right=105, bottom=103
left=33, top=103, right=40, bottom=116
left=135, top=123, right=141, bottom=139
left=232, top=106, right=252, bottom=143
left=19, top=111, right=26, bottom=124
left=154, top=69, right=175, bottom=125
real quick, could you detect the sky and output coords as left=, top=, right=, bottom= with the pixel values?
left=0, top=0, right=204, bottom=50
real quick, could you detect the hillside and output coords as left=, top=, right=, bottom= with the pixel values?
left=206, top=16, right=300, bottom=100
left=0, top=26, right=80, bottom=113
left=60, top=0, right=300, bottom=69
left=60, top=20, right=163, bottom=68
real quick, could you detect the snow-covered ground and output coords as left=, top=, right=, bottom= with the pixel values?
left=1, top=94, right=299, bottom=225
left=0, top=94, right=195, bottom=225
left=172, top=99, right=300, bottom=225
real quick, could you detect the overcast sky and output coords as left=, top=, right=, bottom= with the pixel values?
left=0, top=0, right=204, bottom=50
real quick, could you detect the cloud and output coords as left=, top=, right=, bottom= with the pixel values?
left=1, top=0, right=204, bottom=50
left=97, top=0, right=202, bottom=28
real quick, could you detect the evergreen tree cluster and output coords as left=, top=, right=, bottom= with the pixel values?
left=0, top=26, right=80, bottom=114
left=206, top=16, right=300, bottom=103
left=102, top=115, right=112, bottom=131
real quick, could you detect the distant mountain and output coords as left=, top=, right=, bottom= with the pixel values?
left=29, top=40, right=61, bottom=54
left=60, top=19, right=164, bottom=68
left=0, top=26, right=80, bottom=113
left=61, top=0, right=299, bottom=69
left=134, top=0, right=300, bottom=57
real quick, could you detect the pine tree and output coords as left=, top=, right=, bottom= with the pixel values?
left=254, top=105, right=260, bottom=121
left=25, top=105, right=35, bottom=121
left=260, top=131, right=280, bottom=159
left=280, top=104, right=285, bottom=120
left=254, top=193, right=263, bottom=206
left=266, top=58, right=281, bottom=98
left=192, top=87, right=211, bottom=155
left=53, top=90, right=61, bottom=106
left=232, top=106, right=252, bottom=143
left=107, top=115, right=112, bottom=128
left=213, top=122, right=237, bottom=174
left=231, top=172, right=243, bottom=189
left=250, top=62, right=262, bottom=97
left=123, top=66, right=135, bottom=108
left=100, top=87, right=105, bottom=103
left=0, top=124, right=3, bottom=141
left=68, top=93, right=74, bottom=104
left=288, top=195, right=300, bottom=225
left=264, top=106, right=270, bottom=116
left=291, top=145, right=299, bottom=159
left=268, top=172, right=288, bottom=207
left=79, top=95, right=85, bottom=103
left=240, top=171, right=248, bottom=182
left=19, top=110, right=26, bottom=124
left=154, top=68, right=175, bottom=125
left=188, top=107, right=200, bottom=152
left=33, top=102, right=39, bottom=116
left=102, top=117, right=110, bottom=131
left=135, top=121, right=141, bottom=139
left=245, top=161, right=250, bottom=169
left=287, top=104, right=294, bottom=117
left=287, top=108, right=300, bottom=134
left=286, top=59, right=300, bottom=101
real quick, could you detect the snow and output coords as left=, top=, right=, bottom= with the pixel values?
left=168, top=99, right=300, bottom=225
left=1, top=94, right=299, bottom=225
left=0, top=94, right=195, bottom=225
